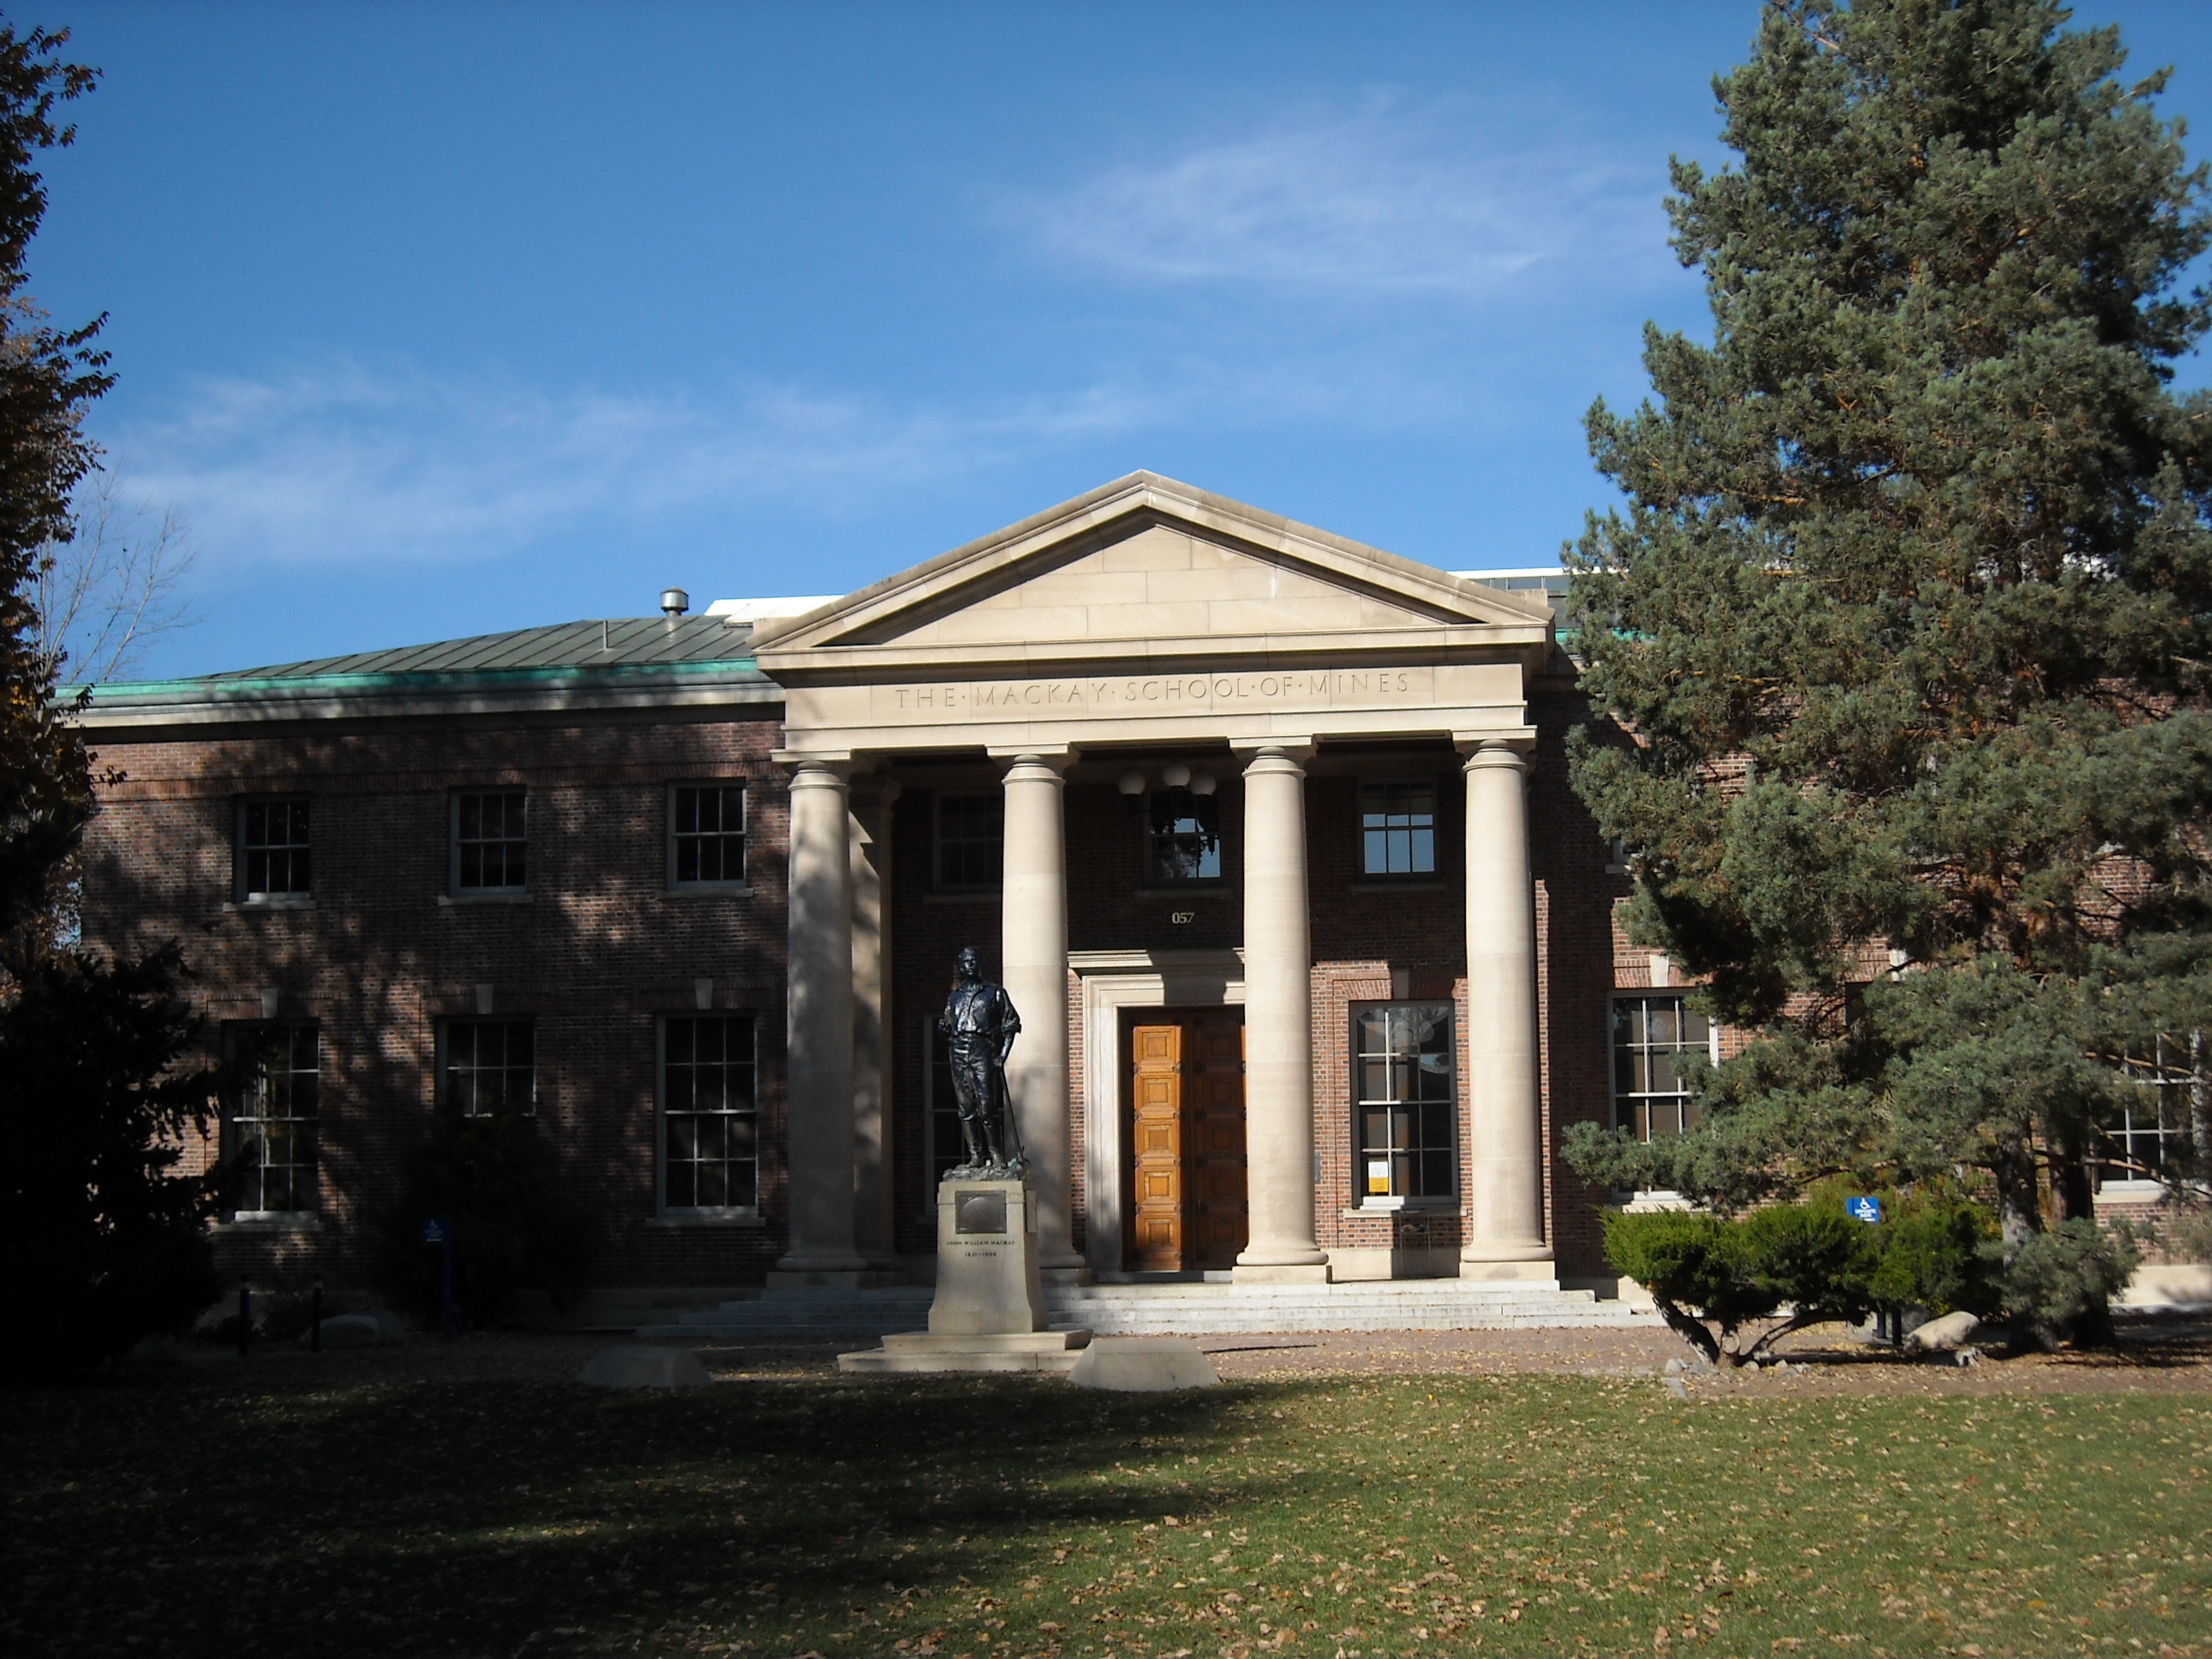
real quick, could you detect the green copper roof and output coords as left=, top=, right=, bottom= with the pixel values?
left=194, top=615, right=760, bottom=680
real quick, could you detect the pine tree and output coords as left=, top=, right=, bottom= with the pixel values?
left=1561, top=0, right=2212, bottom=1303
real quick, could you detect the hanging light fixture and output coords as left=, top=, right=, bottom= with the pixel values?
left=1161, top=762, right=1191, bottom=789
left=1189, top=770, right=1216, bottom=796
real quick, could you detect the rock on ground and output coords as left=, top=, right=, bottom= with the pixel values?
left=578, top=1346, right=713, bottom=1389
left=1904, top=1311, right=1982, bottom=1355
left=1067, top=1337, right=1221, bottom=1391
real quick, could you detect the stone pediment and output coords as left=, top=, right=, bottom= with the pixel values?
left=754, top=473, right=1549, bottom=758
left=749, top=472, right=1549, bottom=675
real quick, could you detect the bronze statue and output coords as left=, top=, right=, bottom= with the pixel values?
left=938, top=945, right=1025, bottom=1178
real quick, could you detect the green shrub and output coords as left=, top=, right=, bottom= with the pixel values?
left=1999, top=1218, right=2141, bottom=1347
left=1864, top=1181, right=2003, bottom=1319
left=372, top=1109, right=596, bottom=1328
left=1601, top=1209, right=1775, bottom=1365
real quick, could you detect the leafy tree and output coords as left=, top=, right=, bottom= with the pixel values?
left=1, top=943, right=224, bottom=1376
left=0, top=22, right=104, bottom=936
left=1562, top=0, right=2212, bottom=1335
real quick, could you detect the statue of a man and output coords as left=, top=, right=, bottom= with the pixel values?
left=937, top=945, right=1025, bottom=1178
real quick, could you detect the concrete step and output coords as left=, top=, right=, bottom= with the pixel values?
left=638, top=1279, right=1654, bottom=1340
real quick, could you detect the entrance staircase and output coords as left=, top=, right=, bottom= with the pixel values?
left=637, top=1278, right=1651, bottom=1343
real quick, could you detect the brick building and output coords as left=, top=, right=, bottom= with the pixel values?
left=77, top=472, right=1732, bottom=1315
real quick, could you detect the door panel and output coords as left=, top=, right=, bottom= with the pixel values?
left=1128, top=1023, right=1183, bottom=1271
left=1185, top=1012, right=1249, bottom=1269
left=1123, top=1009, right=1248, bottom=1273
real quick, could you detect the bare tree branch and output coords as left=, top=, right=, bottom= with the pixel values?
left=30, top=470, right=199, bottom=682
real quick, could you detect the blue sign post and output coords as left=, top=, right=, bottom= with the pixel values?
left=1845, top=1195, right=1883, bottom=1224
left=422, top=1218, right=454, bottom=1338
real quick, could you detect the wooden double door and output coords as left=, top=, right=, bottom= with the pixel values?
left=1126, top=1007, right=1248, bottom=1273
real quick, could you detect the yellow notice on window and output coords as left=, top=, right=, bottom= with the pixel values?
left=1367, top=1161, right=1391, bottom=1195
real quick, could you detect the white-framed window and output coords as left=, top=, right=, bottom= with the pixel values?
left=1147, top=785, right=1221, bottom=884
left=934, top=792, right=1003, bottom=891
left=452, top=789, right=527, bottom=894
left=235, top=798, right=311, bottom=901
left=2102, top=1039, right=2193, bottom=1190
left=1612, top=993, right=1716, bottom=1141
left=659, top=1014, right=758, bottom=1213
left=224, top=1022, right=320, bottom=1217
left=1359, top=780, right=1436, bottom=877
left=669, top=783, right=746, bottom=888
left=441, top=1018, right=535, bottom=1116
left=1352, top=1002, right=1457, bottom=1204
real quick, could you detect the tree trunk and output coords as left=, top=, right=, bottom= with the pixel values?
left=2051, top=1122, right=2095, bottom=1226
left=2193, top=1030, right=2209, bottom=1184
left=1993, top=1126, right=2047, bottom=1351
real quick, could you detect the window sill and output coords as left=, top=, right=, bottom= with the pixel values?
left=1344, top=1202, right=1460, bottom=1217
left=646, top=1211, right=765, bottom=1228
left=1617, top=1190, right=1695, bottom=1212
left=216, top=1214, right=323, bottom=1233
left=2095, top=1179, right=2170, bottom=1201
left=224, top=898, right=316, bottom=912
left=666, top=883, right=752, bottom=897
left=439, top=892, right=531, bottom=905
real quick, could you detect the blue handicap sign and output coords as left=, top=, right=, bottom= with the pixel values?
left=1845, top=1196, right=1883, bottom=1224
left=421, top=1218, right=450, bottom=1244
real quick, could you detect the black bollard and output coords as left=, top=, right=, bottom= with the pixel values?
left=237, top=1282, right=251, bottom=1359
left=311, top=1277, right=323, bottom=1353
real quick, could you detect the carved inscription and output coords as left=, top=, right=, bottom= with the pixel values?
left=885, top=668, right=1430, bottom=718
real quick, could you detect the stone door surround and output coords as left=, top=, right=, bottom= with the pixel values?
left=753, top=473, right=1558, bottom=1287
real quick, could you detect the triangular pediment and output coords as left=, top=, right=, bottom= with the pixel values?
left=750, top=473, right=1549, bottom=674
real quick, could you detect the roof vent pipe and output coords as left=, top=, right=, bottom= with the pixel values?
left=659, top=587, right=691, bottom=617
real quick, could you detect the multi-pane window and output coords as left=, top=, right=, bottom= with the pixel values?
left=1613, top=994, right=1714, bottom=1141
left=2102, top=1039, right=2192, bottom=1185
left=443, top=1019, right=535, bottom=1116
left=670, top=783, right=746, bottom=886
left=226, top=1023, right=320, bottom=1215
left=661, top=1015, right=758, bottom=1210
left=237, top=798, right=311, bottom=899
left=1353, top=1002, right=1457, bottom=1202
left=935, top=793, right=1003, bottom=890
left=1147, top=787, right=1221, bottom=883
left=1360, top=780, right=1435, bottom=876
left=453, top=790, right=527, bottom=893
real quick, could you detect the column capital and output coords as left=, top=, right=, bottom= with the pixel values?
left=1460, top=739, right=1530, bottom=778
left=1231, top=738, right=1316, bottom=767
left=986, top=745, right=1077, bottom=771
left=1453, top=729, right=1538, bottom=756
left=774, top=751, right=857, bottom=781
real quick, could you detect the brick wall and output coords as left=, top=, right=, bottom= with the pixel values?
left=80, top=708, right=792, bottom=1298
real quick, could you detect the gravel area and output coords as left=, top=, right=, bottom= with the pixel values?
left=136, top=1311, right=2212, bottom=1395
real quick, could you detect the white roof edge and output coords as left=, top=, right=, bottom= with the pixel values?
left=705, top=594, right=842, bottom=621
left=1454, top=567, right=1568, bottom=581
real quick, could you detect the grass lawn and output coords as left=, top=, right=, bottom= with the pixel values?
left=6, top=1364, right=2209, bottom=1658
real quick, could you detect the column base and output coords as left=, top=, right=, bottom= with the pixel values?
left=1233, top=1263, right=1332, bottom=1285
left=1458, top=1255, right=1558, bottom=1284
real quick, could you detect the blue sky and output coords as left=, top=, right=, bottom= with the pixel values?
left=28, top=1, right=2212, bottom=679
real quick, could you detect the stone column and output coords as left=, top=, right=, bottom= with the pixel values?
left=1460, top=741, right=1554, bottom=1281
left=999, top=752, right=1088, bottom=1282
left=849, top=777, right=899, bottom=1269
left=774, top=758, right=867, bottom=1282
left=1234, top=743, right=1330, bottom=1283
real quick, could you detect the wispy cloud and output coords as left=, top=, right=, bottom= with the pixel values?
left=101, top=363, right=1165, bottom=570
left=99, top=348, right=1481, bottom=572
left=1002, top=96, right=1668, bottom=297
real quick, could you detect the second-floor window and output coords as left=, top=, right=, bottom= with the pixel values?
left=1360, top=780, right=1435, bottom=876
left=935, top=792, right=1003, bottom=891
left=237, top=798, right=311, bottom=900
left=670, top=783, right=747, bottom=887
left=1147, top=785, right=1221, bottom=884
left=453, top=790, right=527, bottom=894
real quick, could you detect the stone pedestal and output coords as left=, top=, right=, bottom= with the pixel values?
left=838, top=1176, right=1091, bottom=1374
